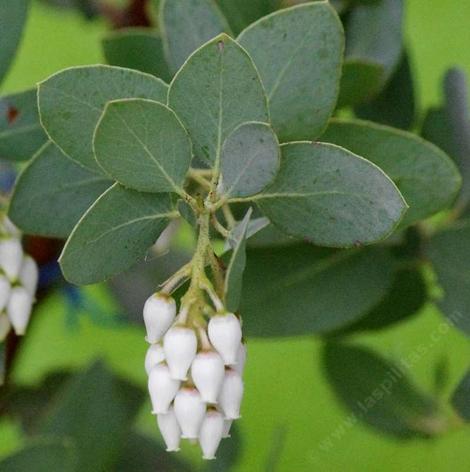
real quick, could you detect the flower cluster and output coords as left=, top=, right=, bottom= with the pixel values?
left=0, top=216, right=38, bottom=340
left=143, top=292, right=246, bottom=460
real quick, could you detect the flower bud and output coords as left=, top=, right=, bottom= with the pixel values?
left=222, top=419, right=232, bottom=438
left=219, top=369, right=243, bottom=419
left=234, top=343, right=247, bottom=374
left=163, top=326, right=197, bottom=380
left=7, top=286, right=33, bottom=335
left=0, top=313, right=11, bottom=341
left=208, top=313, right=242, bottom=365
left=191, top=350, right=225, bottom=403
left=145, top=344, right=165, bottom=375
left=19, top=255, right=38, bottom=295
left=148, top=363, right=180, bottom=414
left=173, top=387, right=206, bottom=439
left=143, top=293, right=176, bottom=343
left=199, top=410, right=224, bottom=460
left=0, top=274, right=11, bottom=311
left=157, top=406, right=181, bottom=452
left=0, top=238, right=23, bottom=281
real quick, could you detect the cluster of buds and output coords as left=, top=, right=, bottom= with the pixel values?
left=143, top=292, right=246, bottom=460
left=0, top=216, right=38, bottom=340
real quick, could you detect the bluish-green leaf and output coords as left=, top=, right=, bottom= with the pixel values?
left=0, top=89, right=47, bottom=161
left=323, top=343, right=442, bottom=438
left=102, top=28, right=171, bottom=82
left=322, top=119, right=461, bottom=227
left=240, top=245, right=395, bottom=336
left=38, top=65, right=168, bottom=172
left=159, top=0, right=231, bottom=73
left=451, top=368, right=470, bottom=422
left=39, top=361, right=144, bottom=471
left=426, top=220, right=470, bottom=336
left=238, top=2, right=344, bottom=141
left=0, top=439, right=77, bottom=472
left=225, top=208, right=252, bottom=311
left=60, top=184, right=176, bottom=284
left=253, top=142, right=407, bottom=248
left=345, top=0, right=404, bottom=81
left=9, top=142, right=112, bottom=238
left=168, top=34, right=268, bottom=166
left=0, top=0, right=29, bottom=84
left=94, top=99, right=192, bottom=193
left=220, top=122, right=280, bottom=198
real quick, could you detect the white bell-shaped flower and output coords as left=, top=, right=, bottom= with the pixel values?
left=143, top=293, right=176, bottom=343
left=19, top=255, right=38, bottom=295
left=0, top=238, right=23, bottom=281
left=199, top=410, right=224, bottom=460
left=7, top=286, right=33, bottom=335
left=173, top=387, right=206, bottom=439
left=148, top=363, right=180, bottom=414
left=0, top=313, right=11, bottom=341
left=208, top=313, right=242, bottom=365
left=0, top=274, right=11, bottom=311
left=222, top=419, right=232, bottom=438
left=157, top=406, right=181, bottom=452
left=234, top=343, right=247, bottom=374
left=163, top=326, right=197, bottom=380
left=145, top=344, right=166, bottom=375
left=191, top=350, right=225, bottom=403
left=219, top=368, right=243, bottom=419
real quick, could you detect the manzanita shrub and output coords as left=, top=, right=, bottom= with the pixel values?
left=2, top=0, right=470, bottom=467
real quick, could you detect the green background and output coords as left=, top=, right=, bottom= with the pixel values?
left=1, top=1, right=470, bottom=470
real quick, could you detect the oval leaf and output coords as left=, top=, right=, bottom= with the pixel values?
left=168, top=34, right=269, bottom=166
left=220, top=122, right=279, bottom=198
left=240, top=245, right=395, bottom=336
left=9, top=142, right=112, bottom=238
left=322, top=119, right=461, bottom=227
left=238, top=2, right=344, bottom=141
left=94, top=99, right=192, bottom=193
left=38, top=65, right=168, bottom=172
left=159, top=0, right=231, bottom=73
left=0, top=89, right=47, bottom=161
left=60, top=184, right=176, bottom=284
left=254, top=142, right=407, bottom=247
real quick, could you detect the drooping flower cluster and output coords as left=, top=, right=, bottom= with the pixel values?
left=0, top=216, right=38, bottom=340
left=143, top=292, right=246, bottom=460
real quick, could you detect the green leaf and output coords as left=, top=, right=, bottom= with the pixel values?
left=177, top=200, right=197, bottom=228
left=338, top=60, right=385, bottom=108
left=39, top=361, right=144, bottom=471
left=9, top=142, right=112, bottom=238
left=224, top=216, right=270, bottom=251
left=102, top=28, right=171, bottom=82
left=345, top=0, right=404, bottom=81
left=0, top=89, right=47, bottom=161
left=451, top=368, right=470, bottom=422
left=0, top=0, right=29, bottom=84
left=94, top=99, right=192, bottom=194
left=60, top=184, right=175, bottom=285
left=253, top=142, right=406, bottom=248
left=38, top=65, right=168, bottom=172
left=240, top=245, right=395, bottom=336
left=216, top=0, right=278, bottom=35
left=238, top=2, right=344, bottom=141
left=0, top=439, right=77, bottom=472
left=355, top=51, right=416, bottom=130
left=323, top=343, right=442, bottom=438
left=224, top=208, right=252, bottom=311
left=426, top=220, right=470, bottom=336
left=331, top=268, right=427, bottom=336
left=321, top=119, right=461, bottom=227
left=168, top=34, right=268, bottom=166
left=159, top=0, right=231, bottom=73
left=220, top=122, right=279, bottom=198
